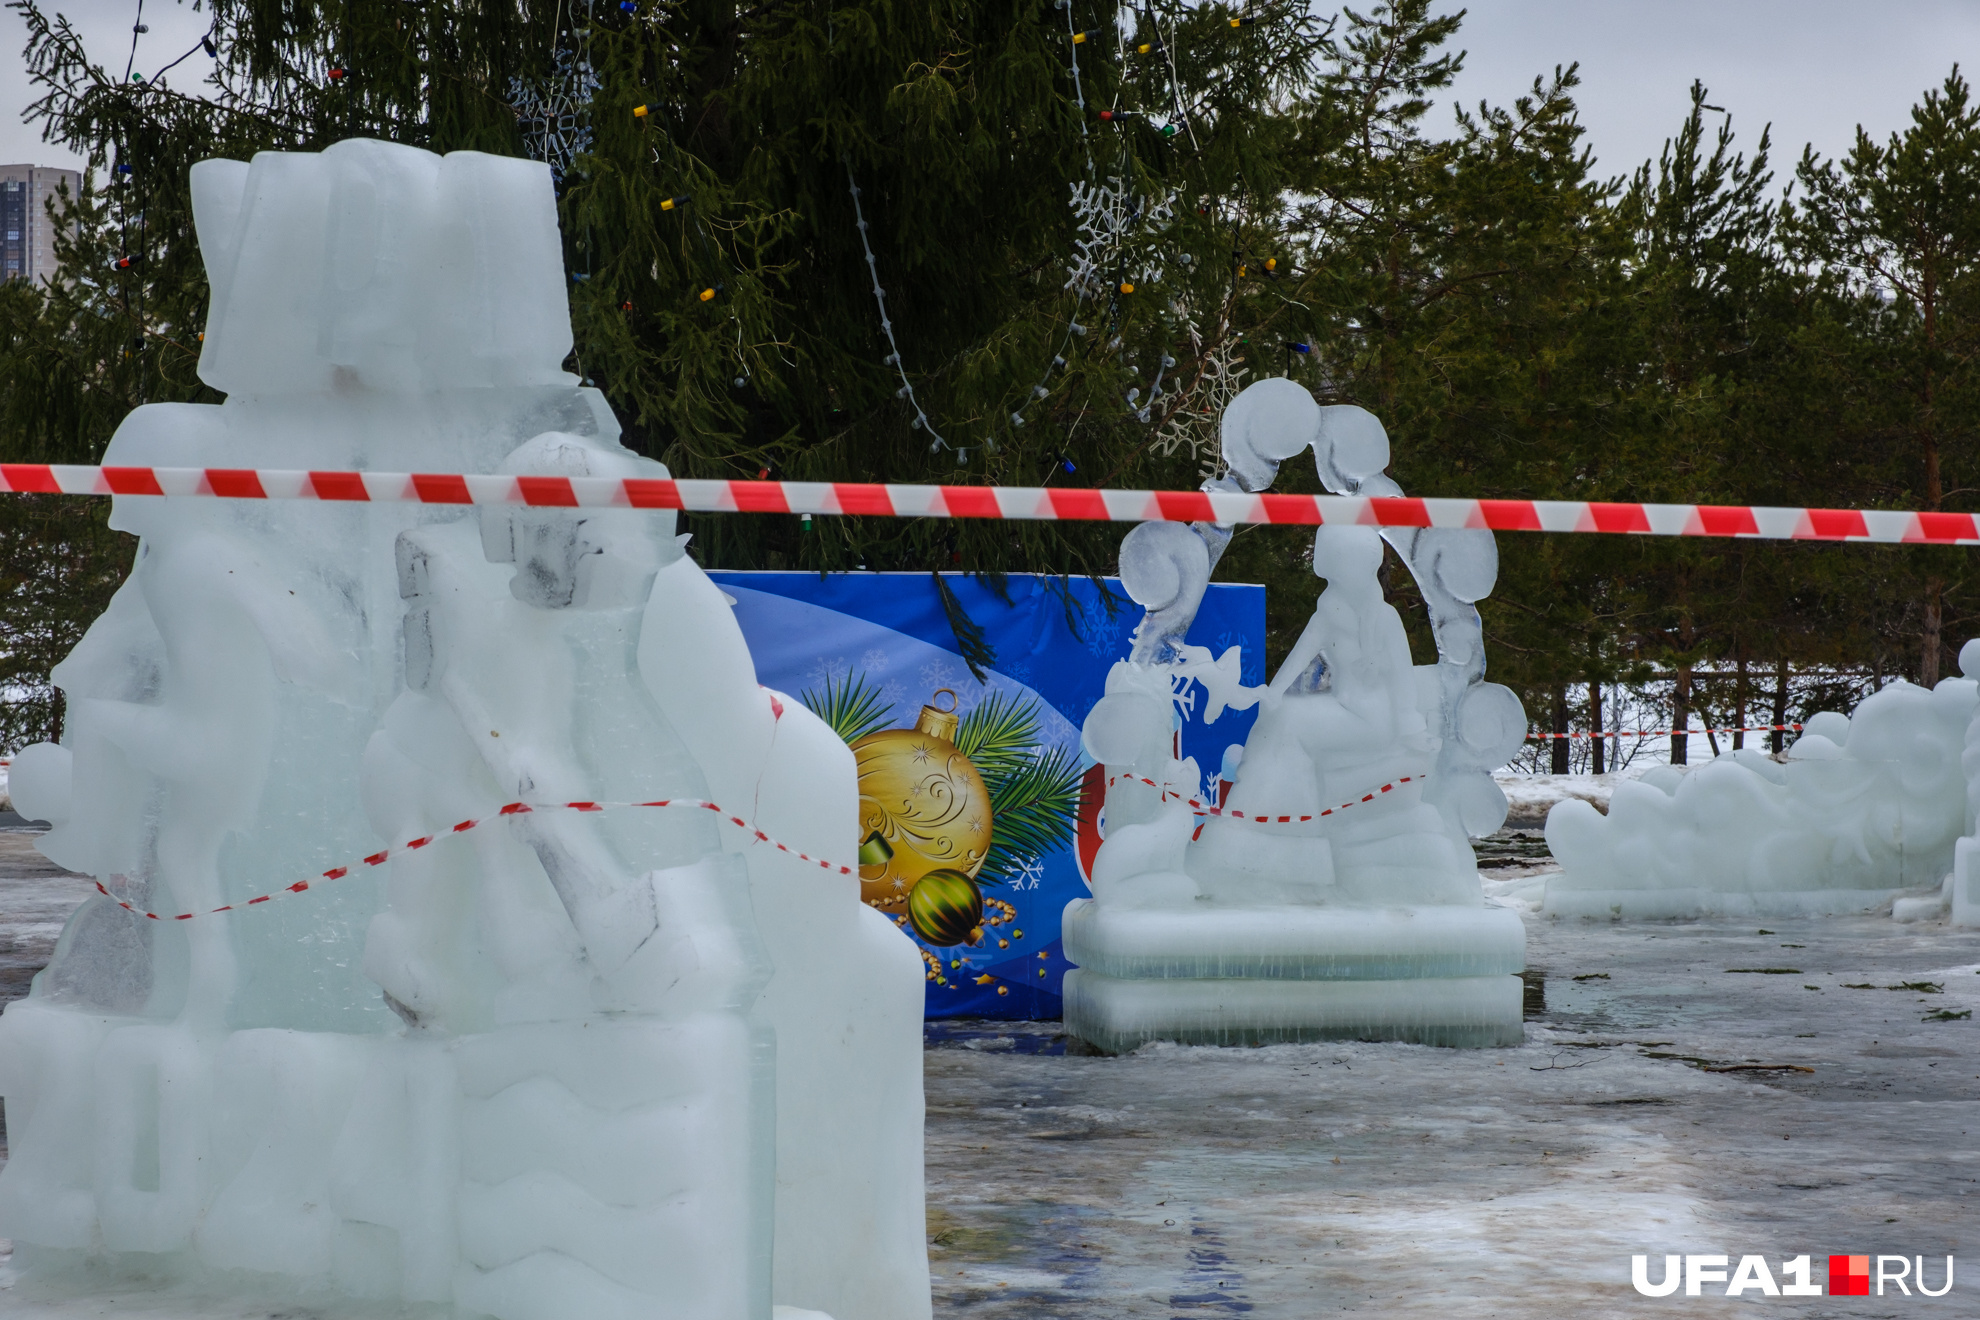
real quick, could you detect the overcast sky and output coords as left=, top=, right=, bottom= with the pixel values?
left=1, top=0, right=1975, bottom=179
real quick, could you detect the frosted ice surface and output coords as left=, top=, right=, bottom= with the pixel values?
left=1218, top=377, right=1318, bottom=491
left=0, top=141, right=928, bottom=1320
left=1312, top=403, right=1391, bottom=491
left=1547, top=674, right=1979, bottom=920
left=1120, top=520, right=1211, bottom=666
left=1068, top=381, right=1525, bottom=1052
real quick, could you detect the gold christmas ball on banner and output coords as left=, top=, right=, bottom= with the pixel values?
left=853, top=689, right=992, bottom=912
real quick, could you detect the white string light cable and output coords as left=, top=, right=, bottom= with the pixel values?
left=842, top=159, right=964, bottom=463
left=837, top=0, right=1122, bottom=466
left=831, top=1, right=1272, bottom=467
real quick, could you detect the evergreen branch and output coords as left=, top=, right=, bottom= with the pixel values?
left=981, top=744, right=1082, bottom=883
left=932, top=571, right=996, bottom=683
left=798, top=670, right=894, bottom=745
left=953, top=690, right=1041, bottom=775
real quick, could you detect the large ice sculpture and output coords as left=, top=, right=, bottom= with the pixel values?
left=1547, top=648, right=1980, bottom=921
left=1063, top=380, right=1528, bottom=1052
left=0, top=140, right=929, bottom=1320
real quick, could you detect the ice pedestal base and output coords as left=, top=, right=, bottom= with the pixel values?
left=0, top=999, right=771, bottom=1320
left=1064, top=970, right=1523, bottom=1052
left=1060, top=900, right=1524, bottom=1051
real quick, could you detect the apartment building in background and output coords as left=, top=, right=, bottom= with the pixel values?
left=0, top=165, right=81, bottom=285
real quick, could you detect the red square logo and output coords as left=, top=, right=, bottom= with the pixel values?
left=1830, top=1255, right=1870, bottom=1296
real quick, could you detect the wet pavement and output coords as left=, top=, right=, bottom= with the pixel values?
left=921, top=911, right=1979, bottom=1318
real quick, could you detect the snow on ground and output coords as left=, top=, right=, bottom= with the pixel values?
left=1494, top=767, right=1661, bottom=823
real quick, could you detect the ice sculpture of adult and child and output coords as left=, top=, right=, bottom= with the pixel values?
left=1065, top=379, right=1533, bottom=1053
left=1544, top=639, right=1980, bottom=926
left=0, top=141, right=931, bottom=1320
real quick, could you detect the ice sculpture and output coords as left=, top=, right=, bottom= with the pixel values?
left=1546, top=647, right=1980, bottom=921
left=0, top=140, right=929, bottom=1320
left=1064, top=380, right=1528, bottom=1052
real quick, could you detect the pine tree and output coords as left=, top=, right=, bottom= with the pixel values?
left=1788, top=67, right=1980, bottom=685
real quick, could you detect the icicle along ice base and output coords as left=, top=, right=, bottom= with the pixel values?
left=0, top=141, right=931, bottom=1320
left=1063, top=381, right=1527, bottom=1053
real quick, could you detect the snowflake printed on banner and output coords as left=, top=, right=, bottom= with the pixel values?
left=805, top=654, right=854, bottom=689
left=509, top=46, right=599, bottom=185
left=1064, top=175, right=1174, bottom=300
left=1080, top=609, right=1128, bottom=660
left=1011, top=856, right=1047, bottom=892
left=919, top=658, right=965, bottom=692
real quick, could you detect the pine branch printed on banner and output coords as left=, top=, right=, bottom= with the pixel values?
left=800, top=671, right=895, bottom=746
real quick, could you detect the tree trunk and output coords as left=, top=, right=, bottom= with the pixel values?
left=49, top=686, right=64, bottom=745
left=1733, top=652, right=1748, bottom=751
left=1770, top=659, right=1790, bottom=754
left=1670, top=664, right=1691, bottom=765
left=1923, top=579, right=1943, bottom=687
left=1550, top=685, right=1570, bottom=774
left=1588, top=680, right=1605, bottom=775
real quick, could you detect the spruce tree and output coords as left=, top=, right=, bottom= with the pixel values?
left=1788, top=67, right=1980, bottom=685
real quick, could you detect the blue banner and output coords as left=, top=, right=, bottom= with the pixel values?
left=706, top=571, right=1265, bottom=1020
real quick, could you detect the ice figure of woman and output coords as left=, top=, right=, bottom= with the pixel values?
left=1188, top=524, right=1469, bottom=905
left=1259, top=523, right=1430, bottom=787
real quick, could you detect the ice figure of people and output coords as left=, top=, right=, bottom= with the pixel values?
left=1062, top=379, right=1528, bottom=1051
left=0, top=140, right=929, bottom=1320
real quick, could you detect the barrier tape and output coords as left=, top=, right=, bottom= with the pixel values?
left=1108, top=772, right=1425, bottom=823
left=90, top=797, right=854, bottom=923
left=1526, top=723, right=1804, bottom=741
left=6, top=463, right=1980, bottom=542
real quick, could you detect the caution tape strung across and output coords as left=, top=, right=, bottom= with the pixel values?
left=1107, top=772, right=1425, bottom=823
left=6, top=462, right=1980, bottom=543
left=1526, top=723, right=1805, bottom=741
left=91, top=797, right=854, bottom=923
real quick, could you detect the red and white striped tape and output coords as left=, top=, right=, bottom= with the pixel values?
left=7, top=463, right=1980, bottom=542
left=1527, top=723, right=1805, bottom=741
left=1109, top=772, right=1425, bottom=823
left=91, top=797, right=853, bottom=923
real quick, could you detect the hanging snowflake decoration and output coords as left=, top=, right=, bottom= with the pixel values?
left=1152, top=336, right=1247, bottom=475
left=510, top=46, right=599, bottom=186
left=1064, top=175, right=1173, bottom=299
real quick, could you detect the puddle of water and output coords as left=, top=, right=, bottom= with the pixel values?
left=1519, top=969, right=1547, bottom=1020
left=1475, top=828, right=1554, bottom=869
left=925, top=1019, right=1069, bottom=1056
